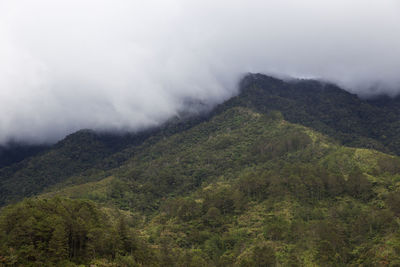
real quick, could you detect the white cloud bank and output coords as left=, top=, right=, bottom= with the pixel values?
left=0, top=0, right=399, bottom=143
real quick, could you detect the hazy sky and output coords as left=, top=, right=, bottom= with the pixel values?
left=0, top=0, right=399, bottom=144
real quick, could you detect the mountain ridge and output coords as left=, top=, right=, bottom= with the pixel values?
left=2, top=73, right=400, bottom=206
left=1, top=73, right=400, bottom=266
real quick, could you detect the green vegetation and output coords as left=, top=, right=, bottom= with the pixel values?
left=233, top=74, right=400, bottom=155
left=1, top=74, right=400, bottom=266
left=0, top=198, right=156, bottom=266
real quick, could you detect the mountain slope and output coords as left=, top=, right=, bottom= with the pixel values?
left=227, top=74, right=400, bottom=154
left=0, top=74, right=400, bottom=266
left=2, top=73, right=400, bottom=206
left=11, top=106, right=399, bottom=266
left=0, top=114, right=209, bottom=205
left=0, top=143, right=49, bottom=168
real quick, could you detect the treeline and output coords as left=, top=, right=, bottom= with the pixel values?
left=229, top=73, right=400, bottom=155
left=0, top=198, right=156, bottom=266
left=151, top=165, right=400, bottom=266
left=1, top=83, right=400, bottom=266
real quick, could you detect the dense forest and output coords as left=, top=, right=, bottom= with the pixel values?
left=0, top=74, right=400, bottom=266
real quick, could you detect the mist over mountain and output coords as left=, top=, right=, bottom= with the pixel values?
left=1, top=72, right=400, bottom=265
left=1, top=0, right=400, bottom=144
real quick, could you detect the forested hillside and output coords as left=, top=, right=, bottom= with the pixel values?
left=232, top=74, right=400, bottom=154
left=0, top=143, right=49, bottom=168
left=0, top=74, right=399, bottom=266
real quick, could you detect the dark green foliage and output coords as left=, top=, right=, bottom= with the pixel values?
left=378, top=156, right=400, bottom=174
left=0, top=113, right=211, bottom=206
left=0, top=198, right=155, bottom=266
left=1, top=74, right=400, bottom=265
left=228, top=74, right=400, bottom=155
left=236, top=243, right=276, bottom=267
left=162, top=197, right=201, bottom=221
left=3, top=73, right=400, bottom=207
left=0, top=131, right=122, bottom=205
left=263, top=216, right=290, bottom=241
left=345, top=168, right=373, bottom=200
left=252, top=130, right=312, bottom=160
left=314, top=221, right=350, bottom=265
left=386, top=191, right=400, bottom=215
left=0, top=143, right=49, bottom=168
left=1, top=103, right=399, bottom=265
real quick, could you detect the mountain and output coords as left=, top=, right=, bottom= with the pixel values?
left=234, top=74, right=400, bottom=154
left=0, top=74, right=399, bottom=266
left=0, top=143, right=49, bottom=168
left=0, top=116, right=208, bottom=206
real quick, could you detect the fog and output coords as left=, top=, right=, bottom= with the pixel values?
left=1, top=0, right=399, bottom=144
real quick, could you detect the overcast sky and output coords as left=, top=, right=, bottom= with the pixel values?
left=0, top=0, right=399, bottom=144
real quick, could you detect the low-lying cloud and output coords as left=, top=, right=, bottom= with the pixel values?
left=0, top=0, right=399, bottom=144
